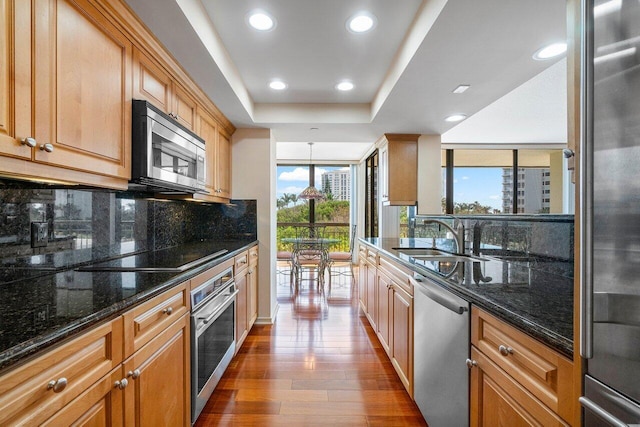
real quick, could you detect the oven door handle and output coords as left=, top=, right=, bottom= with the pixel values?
left=198, top=289, right=239, bottom=325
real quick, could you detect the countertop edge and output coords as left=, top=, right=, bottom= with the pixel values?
left=358, top=238, right=573, bottom=359
left=0, top=240, right=258, bottom=374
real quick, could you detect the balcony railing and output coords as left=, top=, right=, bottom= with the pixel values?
left=277, top=222, right=351, bottom=252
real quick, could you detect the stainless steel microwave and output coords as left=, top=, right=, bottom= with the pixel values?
left=130, top=100, right=206, bottom=194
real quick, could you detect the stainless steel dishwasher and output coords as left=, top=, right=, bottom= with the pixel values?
left=413, top=272, right=470, bottom=427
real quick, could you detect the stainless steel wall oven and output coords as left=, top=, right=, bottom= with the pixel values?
left=190, top=267, right=236, bottom=423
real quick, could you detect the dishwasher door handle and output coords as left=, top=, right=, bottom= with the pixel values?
left=414, top=273, right=468, bottom=315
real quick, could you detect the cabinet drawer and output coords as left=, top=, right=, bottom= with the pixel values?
left=235, top=250, right=249, bottom=273
left=190, top=258, right=234, bottom=292
left=471, top=307, right=574, bottom=422
left=123, top=282, right=189, bottom=357
left=379, top=256, right=413, bottom=296
left=470, top=346, right=569, bottom=427
left=366, top=248, right=378, bottom=266
left=0, top=317, right=123, bottom=426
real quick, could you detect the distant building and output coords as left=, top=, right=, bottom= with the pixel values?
left=502, top=168, right=550, bottom=213
left=321, top=169, right=351, bottom=201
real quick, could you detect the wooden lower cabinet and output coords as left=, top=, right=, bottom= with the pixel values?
left=376, top=271, right=392, bottom=353
left=470, top=307, right=574, bottom=426
left=235, top=265, right=249, bottom=351
left=248, top=246, right=259, bottom=327
left=359, top=248, right=414, bottom=397
left=0, top=318, right=123, bottom=426
left=391, top=284, right=413, bottom=396
left=0, top=285, right=192, bottom=426
left=123, top=313, right=190, bottom=427
left=42, top=367, right=126, bottom=426
left=358, top=250, right=367, bottom=312
left=470, top=346, right=568, bottom=427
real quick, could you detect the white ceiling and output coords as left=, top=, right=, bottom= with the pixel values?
left=124, top=0, right=568, bottom=161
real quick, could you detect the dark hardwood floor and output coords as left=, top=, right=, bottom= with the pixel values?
left=194, top=267, right=427, bottom=426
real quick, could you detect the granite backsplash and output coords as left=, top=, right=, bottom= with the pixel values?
left=413, top=214, right=574, bottom=264
left=0, top=179, right=257, bottom=264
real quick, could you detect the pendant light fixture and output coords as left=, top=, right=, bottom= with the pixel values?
left=298, top=142, right=324, bottom=200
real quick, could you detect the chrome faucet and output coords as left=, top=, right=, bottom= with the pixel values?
left=423, top=218, right=465, bottom=254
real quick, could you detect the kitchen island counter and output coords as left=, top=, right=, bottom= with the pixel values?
left=360, top=237, right=573, bottom=357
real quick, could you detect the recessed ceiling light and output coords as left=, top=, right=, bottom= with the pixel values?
left=445, top=114, right=467, bottom=122
left=452, top=84, right=470, bottom=94
left=247, top=11, right=275, bottom=31
left=335, top=81, right=354, bottom=91
left=532, top=42, right=567, bottom=60
left=269, top=80, right=287, bottom=90
left=347, top=12, right=377, bottom=33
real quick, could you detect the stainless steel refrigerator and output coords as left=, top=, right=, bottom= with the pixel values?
left=580, top=0, right=640, bottom=425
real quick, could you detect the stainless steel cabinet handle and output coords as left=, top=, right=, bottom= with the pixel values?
left=563, top=148, right=575, bottom=158
left=127, top=369, right=141, bottom=379
left=465, top=359, right=477, bottom=369
left=498, top=345, right=514, bottom=356
left=162, top=307, right=173, bottom=315
left=40, top=143, right=54, bottom=153
left=21, top=137, right=36, bottom=148
left=47, top=377, right=68, bottom=393
left=114, top=378, right=128, bottom=390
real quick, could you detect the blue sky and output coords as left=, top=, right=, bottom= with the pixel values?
left=277, top=165, right=504, bottom=211
left=451, top=168, right=504, bottom=210
left=276, top=165, right=347, bottom=199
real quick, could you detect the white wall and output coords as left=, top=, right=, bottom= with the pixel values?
left=232, top=128, right=278, bottom=324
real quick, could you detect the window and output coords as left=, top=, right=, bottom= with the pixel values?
left=276, top=164, right=353, bottom=251
left=438, top=148, right=568, bottom=214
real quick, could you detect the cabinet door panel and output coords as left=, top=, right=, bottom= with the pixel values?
left=235, top=268, right=249, bottom=350
left=132, top=48, right=172, bottom=112
left=376, top=272, right=391, bottom=354
left=216, top=128, right=232, bottom=198
left=0, top=0, right=32, bottom=160
left=124, top=314, right=190, bottom=427
left=173, top=83, right=196, bottom=131
left=34, top=0, right=131, bottom=179
left=196, top=109, right=218, bottom=195
left=42, top=367, right=125, bottom=427
left=391, top=286, right=413, bottom=395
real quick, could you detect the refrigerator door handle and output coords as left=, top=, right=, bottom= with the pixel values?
left=580, top=397, right=629, bottom=427
left=580, top=0, right=594, bottom=359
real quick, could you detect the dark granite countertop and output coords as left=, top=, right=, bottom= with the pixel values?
left=0, top=239, right=257, bottom=372
left=360, top=238, right=573, bottom=358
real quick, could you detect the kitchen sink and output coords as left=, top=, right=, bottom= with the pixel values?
left=394, top=248, right=449, bottom=257
left=411, top=254, right=488, bottom=263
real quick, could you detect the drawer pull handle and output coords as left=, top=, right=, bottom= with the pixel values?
left=127, top=369, right=141, bottom=379
left=40, top=143, right=54, bottom=153
left=162, top=307, right=173, bottom=315
left=466, top=359, right=478, bottom=369
left=499, top=345, right=514, bottom=356
left=47, top=377, right=68, bottom=393
left=21, top=137, right=37, bottom=148
left=114, top=378, right=128, bottom=390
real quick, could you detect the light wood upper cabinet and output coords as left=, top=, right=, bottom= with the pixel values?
left=32, top=0, right=131, bottom=180
left=193, top=107, right=232, bottom=202
left=0, top=0, right=32, bottom=161
left=379, top=134, right=419, bottom=206
left=133, top=47, right=196, bottom=131
left=216, top=127, right=232, bottom=199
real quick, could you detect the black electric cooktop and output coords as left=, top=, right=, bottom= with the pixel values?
left=76, top=246, right=228, bottom=272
